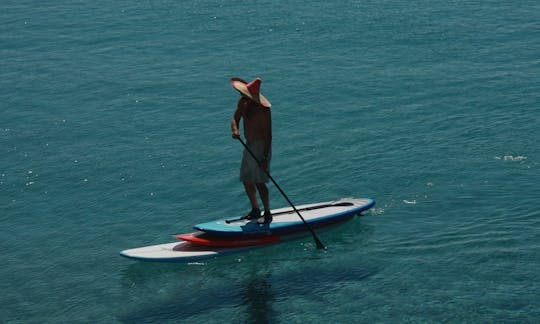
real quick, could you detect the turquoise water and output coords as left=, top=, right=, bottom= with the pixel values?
left=2, top=0, right=539, bottom=322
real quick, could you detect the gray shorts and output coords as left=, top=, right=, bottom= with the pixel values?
left=240, top=140, right=271, bottom=183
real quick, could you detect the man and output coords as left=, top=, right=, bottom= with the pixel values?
left=230, top=77, right=273, bottom=224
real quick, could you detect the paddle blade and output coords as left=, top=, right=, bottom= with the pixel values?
left=315, top=237, right=327, bottom=250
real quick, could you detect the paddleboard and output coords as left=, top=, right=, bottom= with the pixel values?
left=175, top=231, right=280, bottom=247
left=194, top=197, right=375, bottom=238
left=119, top=241, right=257, bottom=263
left=120, top=229, right=321, bottom=262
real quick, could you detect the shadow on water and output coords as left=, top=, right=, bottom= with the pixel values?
left=117, top=261, right=379, bottom=323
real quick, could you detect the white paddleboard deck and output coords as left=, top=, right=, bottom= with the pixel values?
left=119, top=241, right=255, bottom=262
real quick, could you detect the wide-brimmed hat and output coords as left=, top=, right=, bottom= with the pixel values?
left=230, top=77, right=271, bottom=108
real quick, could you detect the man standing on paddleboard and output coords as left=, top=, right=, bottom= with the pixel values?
left=230, top=77, right=273, bottom=224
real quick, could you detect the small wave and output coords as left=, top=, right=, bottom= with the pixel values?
left=369, top=207, right=385, bottom=215
left=403, top=199, right=417, bottom=205
left=495, top=155, right=527, bottom=162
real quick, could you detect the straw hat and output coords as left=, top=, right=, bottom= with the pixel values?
left=230, top=77, right=271, bottom=108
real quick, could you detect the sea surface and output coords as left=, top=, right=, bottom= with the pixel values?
left=1, top=0, right=539, bottom=322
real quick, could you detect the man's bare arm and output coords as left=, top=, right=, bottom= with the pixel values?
left=231, top=105, right=243, bottom=139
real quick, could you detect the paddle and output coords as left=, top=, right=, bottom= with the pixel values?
left=236, top=137, right=326, bottom=250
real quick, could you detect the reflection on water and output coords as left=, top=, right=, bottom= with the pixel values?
left=241, top=271, right=274, bottom=324
left=118, top=258, right=378, bottom=322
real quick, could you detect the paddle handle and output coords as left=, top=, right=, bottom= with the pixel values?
left=237, top=138, right=326, bottom=250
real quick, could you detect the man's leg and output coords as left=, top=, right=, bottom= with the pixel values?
left=256, top=183, right=272, bottom=224
left=256, top=183, right=270, bottom=213
left=243, top=182, right=259, bottom=211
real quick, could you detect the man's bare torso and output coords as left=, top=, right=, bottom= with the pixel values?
left=237, top=97, right=271, bottom=143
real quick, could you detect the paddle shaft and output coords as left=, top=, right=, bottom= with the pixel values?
left=237, top=137, right=326, bottom=249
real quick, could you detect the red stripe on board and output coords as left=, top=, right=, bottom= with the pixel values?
left=175, top=232, right=280, bottom=247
